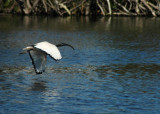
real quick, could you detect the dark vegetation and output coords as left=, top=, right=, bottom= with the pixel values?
left=0, top=0, right=160, bottom=16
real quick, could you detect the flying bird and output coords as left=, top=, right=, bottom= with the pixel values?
left=20, top=41, right=74, bottom=74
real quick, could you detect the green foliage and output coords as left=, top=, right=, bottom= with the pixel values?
left=13, top=6, right=19, bottom=12
left=4, top=0, right=11, bottom=8
left=3, top=0, right=15, bottom=9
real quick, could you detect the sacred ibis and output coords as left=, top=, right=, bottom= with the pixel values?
left=20, top=41, right=74, bottom=74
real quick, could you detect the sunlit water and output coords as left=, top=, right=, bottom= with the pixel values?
left=0, top=16, right=160, bottom=113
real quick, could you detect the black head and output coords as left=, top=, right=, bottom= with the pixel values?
left=56, top=43, right=74, bottom=50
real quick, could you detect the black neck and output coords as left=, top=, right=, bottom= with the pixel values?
left=56, top=43, right=74, bottom=50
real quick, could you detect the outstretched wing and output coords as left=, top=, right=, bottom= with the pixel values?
left=29, top=49, right=47, bottom=74
left=34, top=41, right=62, bottom=60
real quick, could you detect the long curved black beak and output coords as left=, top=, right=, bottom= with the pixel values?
left=56, top=43, right=74, bottom=50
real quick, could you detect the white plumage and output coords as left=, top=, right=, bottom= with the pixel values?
left=20, top=41, right=74, bottom=74
left=34, top=41, right=62, bottom=60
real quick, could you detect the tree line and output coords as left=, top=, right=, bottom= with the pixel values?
left=0, top=0, right=160, bottom=16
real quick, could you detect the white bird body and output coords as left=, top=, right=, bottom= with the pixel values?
left=21, top=41, right=74, bottom=74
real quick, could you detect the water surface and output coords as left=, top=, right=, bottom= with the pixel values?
left=0, top=16, right=160, bottom=113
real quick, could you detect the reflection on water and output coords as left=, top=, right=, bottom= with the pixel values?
left=0, top=16, right=160, bottom=113
left=0, top=16, right=160, bottom=33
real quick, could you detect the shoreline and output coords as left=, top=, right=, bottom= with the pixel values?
left=0, top=0, right=160, bottom=17
left=0, top=13, right=159, bottom=17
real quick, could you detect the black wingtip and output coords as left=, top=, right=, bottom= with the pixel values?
left=36, top=72, right=43, bottom=74
left=35, top=69, right=45, bottom=74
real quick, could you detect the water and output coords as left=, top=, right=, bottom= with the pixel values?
left=0, top=16, right=160, bottom=113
